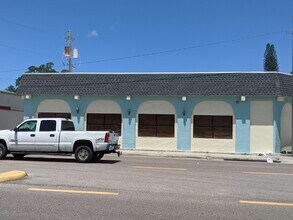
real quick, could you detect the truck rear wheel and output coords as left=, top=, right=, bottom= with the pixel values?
left=94, top=152, right=104, bottom=161
left=0, top=143, right=8, bottom=160
left=75, top=145, right=93, bottom=163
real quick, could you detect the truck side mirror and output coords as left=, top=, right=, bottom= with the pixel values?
left=14, top=127, right=19, bottom=132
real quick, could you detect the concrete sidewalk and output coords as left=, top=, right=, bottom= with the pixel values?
left=121, top=149, right=293, bottom=164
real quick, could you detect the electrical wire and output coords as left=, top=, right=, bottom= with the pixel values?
left=0, top=43, right=52, bottom=56
left=80, top=30, right=287, bottom=65
left=0, top=29, right=288, bottom=80
left=0, top=16, right=61, bottom=37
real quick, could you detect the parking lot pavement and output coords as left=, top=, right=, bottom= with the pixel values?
left=0, top=154, right=293, bottom=220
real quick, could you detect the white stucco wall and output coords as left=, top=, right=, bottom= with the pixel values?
left=85, top=100, right=123, bottom=145
left=136, top=101, right=177, bottom=151
left=281, top=103, right=292, bottom=148
left=0, top=91, right=23, bottom=130
left=191, top=101, right=236, bottom=152
left=250, top=101, right=273, bottom=153
left=36, top=99, right=71, bottom=114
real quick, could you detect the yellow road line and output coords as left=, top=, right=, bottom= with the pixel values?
left=132, top=166, right=187, bottom=171
left=243, top=171, right=293, bottom=176
left=240, top=200, right=293, bottom=207
left=27, top=188, right=119, bottom=196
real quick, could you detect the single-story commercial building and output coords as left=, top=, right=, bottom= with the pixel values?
left=0, top=90, right=23, bottom=129
left=18, top=72, right=292, bottom=154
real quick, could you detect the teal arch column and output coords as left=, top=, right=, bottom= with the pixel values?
left=174, top=98, right=192, bottom=151
left=231, top=100, right=250, bottom=153
left=69, top=97, right=85, bottom=131
left=118, top=98, right=140, bottom=149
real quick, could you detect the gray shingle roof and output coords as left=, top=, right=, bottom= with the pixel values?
left=17, top=72, right=293, bottom=97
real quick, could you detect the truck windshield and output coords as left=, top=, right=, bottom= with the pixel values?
left=61, top=121, right=75, bottom=131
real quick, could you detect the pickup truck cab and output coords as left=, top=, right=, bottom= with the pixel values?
left=0, top=118, right=121, bottom=163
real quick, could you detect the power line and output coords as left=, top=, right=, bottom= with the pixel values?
left=80, top=30, right=287, bottom=65
left=0, top=17, right=62, bottom=57
left=0, top=29, right=288, bottom=78
left=0, top=16, right=60, bottom=37
left=0, top=43, right=52, bottom=56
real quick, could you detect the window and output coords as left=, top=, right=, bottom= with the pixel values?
left=87, top=114, right=122, bottom=135
left=40, top=120, right=56, bottom=132
left=194, top=115, right=232, bottom=139
left=38, top=112, right=71, bottom=119
left=62, top=121, right=75, bottom=131
left=138, top=114, right=174, bottom=137
left=18, top=120, right=37, bottom=132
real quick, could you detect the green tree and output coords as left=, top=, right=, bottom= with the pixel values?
left=6, top=85, right=17, bottom=93
left=6, top=62, right=68, bottom=92
left=264, top=43, right=279, bottom=71
left=26, top=62, right=57, bottom=73
left=5, top=76, right=22, bottom=93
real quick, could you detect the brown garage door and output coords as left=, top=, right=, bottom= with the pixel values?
left=87, top=113, right=121, bottom=135
left=38, top=112, right=71, bottom=119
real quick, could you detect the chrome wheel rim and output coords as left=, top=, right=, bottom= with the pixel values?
left=78, top=149, right=89, bottom=160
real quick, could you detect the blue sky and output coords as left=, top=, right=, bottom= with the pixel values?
left=0, top=0, right=293, bottom=90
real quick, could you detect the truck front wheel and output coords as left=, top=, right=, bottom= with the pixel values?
left=75, top=146, right=93, bottom=163
left=0, top=143, right=8, bottom=160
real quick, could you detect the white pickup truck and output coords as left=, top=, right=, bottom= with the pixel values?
left=0, top=118, right=121, bottom=163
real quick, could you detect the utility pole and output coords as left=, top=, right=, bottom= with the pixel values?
left=291, top=16, right=293, bottom=157
left=65, top=29, right=73, bottom=72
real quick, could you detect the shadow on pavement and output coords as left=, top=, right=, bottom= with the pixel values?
left=5, top=156, right=121, bottom=164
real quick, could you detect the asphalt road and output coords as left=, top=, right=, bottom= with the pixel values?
left=0, top=154, right=292, bottom=220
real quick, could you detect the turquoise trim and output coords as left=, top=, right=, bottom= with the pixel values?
left=233, top=99, right=250, bottom=153
left=23, top=95, right=289, bottom=153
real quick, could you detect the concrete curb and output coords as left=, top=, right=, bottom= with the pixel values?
left=121, top=149, right=293, bottom=164
left=0, top=170, right=27, bottom=183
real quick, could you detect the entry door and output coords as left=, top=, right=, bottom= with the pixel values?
left=9, top=120, right=37, bottom=151
left=35, top=120, right=59, bottom=152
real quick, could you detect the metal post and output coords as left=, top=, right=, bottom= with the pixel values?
left=291, top=16, right=293, bottom=156
left=66, top=30, right=73, bottom=72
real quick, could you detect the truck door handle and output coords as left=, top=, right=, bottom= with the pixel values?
left=30, top=134, right=35, bottom=137
left=50, top=134, right=55, bottom=137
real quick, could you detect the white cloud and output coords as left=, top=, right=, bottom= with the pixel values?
left=87, top=30, right=98, bottom=38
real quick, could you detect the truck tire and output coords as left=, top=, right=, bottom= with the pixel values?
left=0, top=143, right=8, bottom=160
left=75, top=145, right=93, bottom=163
left=12, top=154, right=25, bottom=159
left=94, top=153, right=104, bottom=161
